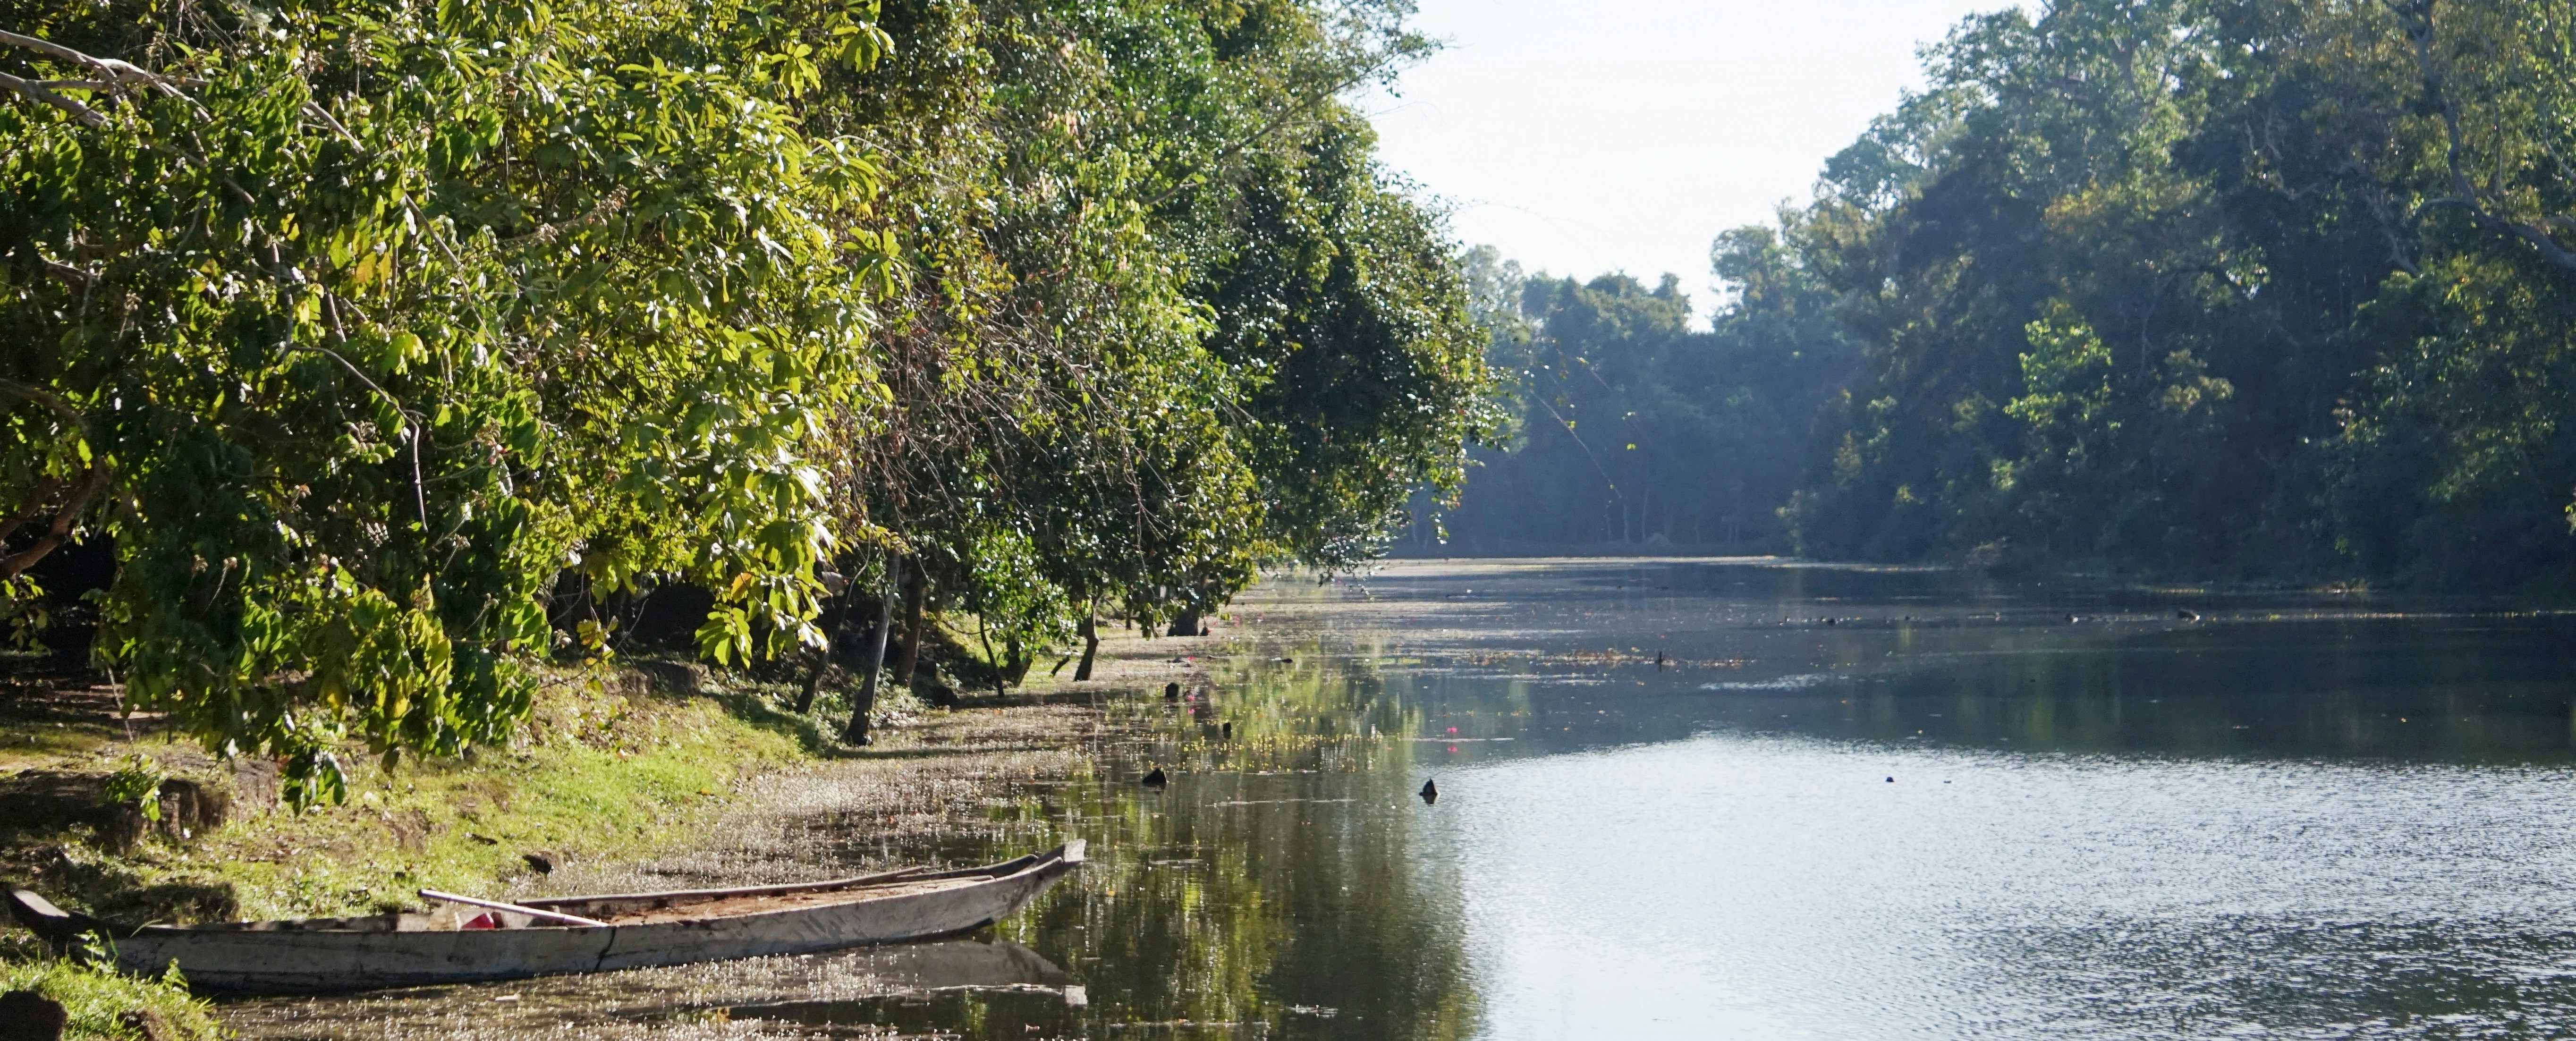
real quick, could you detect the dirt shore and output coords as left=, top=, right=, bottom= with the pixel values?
left=532, top=622, right=1224, bottom=899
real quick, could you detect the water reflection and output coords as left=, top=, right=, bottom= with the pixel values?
left=1424, top=732, right=2576, bottom=1039
left=1297, top=560, right=2576, bottom=1039
left=986, top=660, right=1480, bottom=1041
left=222, top=937, right=1075, bottom=1037
left=1320, top=560, right=2576, bottom=764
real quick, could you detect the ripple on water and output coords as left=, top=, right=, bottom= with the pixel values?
left=1425, top=732, right=2576, bottom=1040
left=1699, top=672, right=1847, bottom=692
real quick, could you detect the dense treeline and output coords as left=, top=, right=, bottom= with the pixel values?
left=1426, top=237, right=1856, bottom=553
left=1444, top=0, right=2576, bottom=592
left=0, top=0, right=1494, bottom=798
left=1784, top=0, right=2576, bottom=588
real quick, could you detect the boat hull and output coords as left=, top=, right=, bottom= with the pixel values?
left=103, top=846, right=1078, bottom=994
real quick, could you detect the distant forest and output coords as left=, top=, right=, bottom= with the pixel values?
left=1421, top=0, right=2576, bottom=592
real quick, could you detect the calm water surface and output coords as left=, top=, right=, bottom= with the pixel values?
left=234, top=559, right=2576, bottom=1039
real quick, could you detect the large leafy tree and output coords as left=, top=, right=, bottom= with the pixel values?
left=1438, top=0, right=2576, bottom=590
left=2, top=0, right=895, bottom=798
left=795, top=0, right=1497, bottom=663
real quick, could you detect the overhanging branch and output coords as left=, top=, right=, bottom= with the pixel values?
left=0, top=68, right=103, bottom=126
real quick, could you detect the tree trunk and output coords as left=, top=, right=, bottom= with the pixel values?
left=797, top=580, right=862, bottom=714
left=1074, top=615, right=1100, bottom=681
left=1167, top=608, right=1201, bottom=637
left=977, top=624, right=1007, bottom=697
left=1004, top=636, right=1031, bottom=685
left=890, top=564, right=926, bottom=684
left=792, top=650, right=830, bottom=715
left=840, top=555, right=903, bottom=746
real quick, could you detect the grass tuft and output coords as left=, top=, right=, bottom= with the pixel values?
left=0, top=939, right=223, bottom=1040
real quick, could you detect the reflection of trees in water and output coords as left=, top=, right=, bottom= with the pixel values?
left=947, top=642, right=1480, bottom=1040
left=1800, top=617, right=2576, bottom=763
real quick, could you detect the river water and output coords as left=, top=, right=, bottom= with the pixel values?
left=232, top=559, right=2576, bottom=1039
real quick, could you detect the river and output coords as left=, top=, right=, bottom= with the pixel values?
left=231, top=558, right=2576, bottom=1039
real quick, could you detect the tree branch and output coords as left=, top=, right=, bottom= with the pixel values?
left=302, top=98, right=358, bottom=145
left=281, top=341, right=429, bottom=525
left=0, top=462, right=108, bottom=579
left=0, top=68, right=104, bottom=127
left=0, top=475, right=64, bottom=536
left=0, top=28, right=181, bottom=97
left=0, top=378, right=107, bottom=577
left=2387, top=0, right=2576, bottom=273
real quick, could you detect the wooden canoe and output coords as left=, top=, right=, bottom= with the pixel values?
left=5, top=842, right=1081, bottom=994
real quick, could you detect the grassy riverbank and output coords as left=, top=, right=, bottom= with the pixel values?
left=0, top=620, right=1212, bottom=1040
left=0, top=660, right=869, bottom=1039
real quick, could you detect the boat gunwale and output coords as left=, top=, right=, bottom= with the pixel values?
left=514, top=850, right=1048, bottom=911
left=115, top=843, right=1081, bottom=937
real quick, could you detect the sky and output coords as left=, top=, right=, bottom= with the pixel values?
left=1365, top=0, right=2004, bottom=319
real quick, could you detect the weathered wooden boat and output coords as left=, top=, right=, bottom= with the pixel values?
left=4, top=842, right=1081, bottom=994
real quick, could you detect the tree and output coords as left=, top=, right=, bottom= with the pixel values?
left=3, top=0, right=895, bottom=800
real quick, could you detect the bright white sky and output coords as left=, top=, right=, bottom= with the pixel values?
left=1366, top=0, right=2005, bottom=319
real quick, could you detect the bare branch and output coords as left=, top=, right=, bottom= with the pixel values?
left=0, top=377, right=86, bottom=430
left=303, top=99, right=358, bottom=145
left=0, top=69, right=104, bottom=127
left=0, top=475, right=64, bottom=536
left=0, top=376, right=105, bottom=575
left=0, top=27, right=210, bottom=128
left=27, top=252, right=100, bottom=285
left=0, top=28, right=180, bottom=97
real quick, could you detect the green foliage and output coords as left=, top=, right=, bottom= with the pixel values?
left=5, top=0, right=888, bottom=797
left=95, top=752, right=166, bottom=823
left=0, top=574, right=45, bottom=652
left=0, top=953, right=220, bottom=1040
left=2007, top=304, right=2116, bottom=439
left=1733, top=0, right=2576, bottom=586
left=1196, top=121, right=1503, bottom=568
left=797, top=0, right=1494, bottom=643
left=2, top=0, right=1495, bottom=777
left=1439, top=0, right=2576, bottom=586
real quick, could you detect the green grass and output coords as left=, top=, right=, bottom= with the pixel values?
left=0, top=939, right=223, bottom=1040
left=2, top=660, right=866, bottom=1032
left=128, top=667, right=818, bottom=921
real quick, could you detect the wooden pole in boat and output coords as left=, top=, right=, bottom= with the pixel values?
left=417, top=889, right=610, bottom=928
